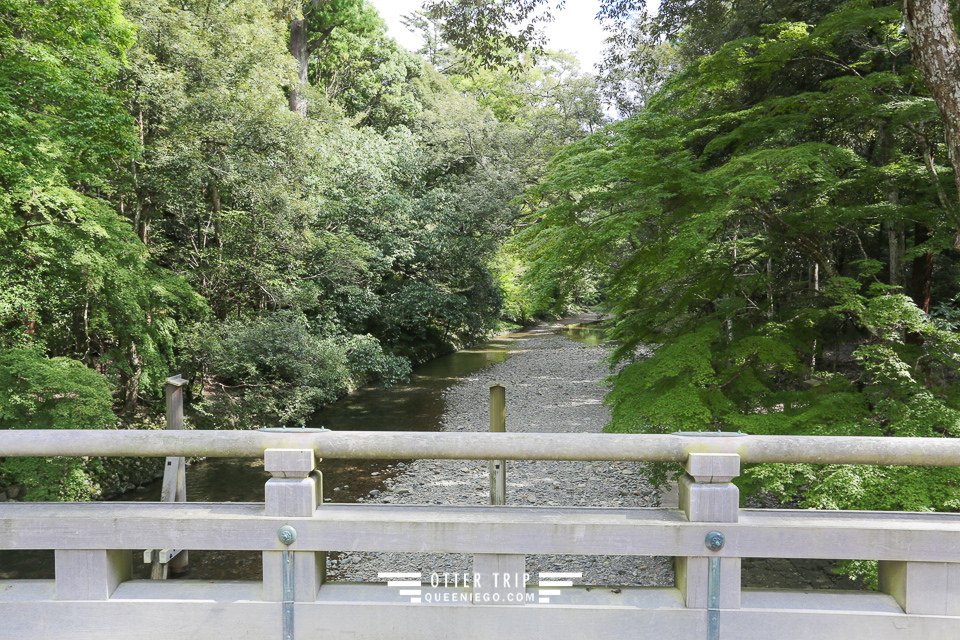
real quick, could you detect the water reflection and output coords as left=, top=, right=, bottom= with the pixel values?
left=554, top=323, right=608, bottom=347
left=0, top=329, right=524, bottom=580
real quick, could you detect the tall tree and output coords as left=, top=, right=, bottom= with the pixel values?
left=289, top=6, right=311, bottom=115
left=285, top=0, right=370, bottom=116
left=515, top=2, right=960, bottom=523
left=903, top=0, right=960, bottom=225
left=426, top=0, right=960, bottom=232
left=0, top=0, right=203, bottom=411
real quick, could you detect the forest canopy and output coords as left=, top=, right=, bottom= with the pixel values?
left=513, top=0, right=960, bottom=518
left=5, top=0, right=960, bottom=526
left=0, top=0, right=600, bottom=496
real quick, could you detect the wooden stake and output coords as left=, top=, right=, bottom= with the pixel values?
left=151, top=375, right=189, bottom=578
left=489, top=384, right=506, bottom=506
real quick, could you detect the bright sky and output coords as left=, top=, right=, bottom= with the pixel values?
left=368, top=0, right=610, bottom=72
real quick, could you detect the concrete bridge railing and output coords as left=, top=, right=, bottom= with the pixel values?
left=1, top=429, right=959, bottom=639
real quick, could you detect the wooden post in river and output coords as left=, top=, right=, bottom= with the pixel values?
left=474, top=383, right=525, bottom=605
left=148, top=374, right=189, bottom=578
left=488, top=383, right=506, bottom=505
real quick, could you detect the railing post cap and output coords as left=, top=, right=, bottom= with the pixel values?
left=685, top=452, right=740, bottom=483
left=165, top=374, right=188, bottom=388
left=264, top=449, right=316, bottom=478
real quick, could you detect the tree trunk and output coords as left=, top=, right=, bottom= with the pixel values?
left=909, top=223, right=934, bottom=313
left=138, top=203, right=150, bottom=245
left=904, top=0, right=960, bottom=216
left=887, top=220, right=905, bottom=287
left=765, top=256, right=774, bottom=319
left=123, top=341, right=142, bottom=414
left=209, top=177, right=224, bottom=251
left=288, top=17, right=309, bottom=116
left=873, top=122, right=905, bottom=287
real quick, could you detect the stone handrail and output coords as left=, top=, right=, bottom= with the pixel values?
left=0, top=429, right=958, bottom=465
left=0, top=431, right=959, bottom=640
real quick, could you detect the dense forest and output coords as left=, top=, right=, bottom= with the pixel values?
left=420, top=0, right=960, bottom=561
left=506, top=0, right=960, bottom=523
left=5, top=0, right=960, bottom=538
left=0, top=0, right=600, bottom=497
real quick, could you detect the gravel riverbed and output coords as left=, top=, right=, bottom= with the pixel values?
left=327, top=322, right=675, bottom=587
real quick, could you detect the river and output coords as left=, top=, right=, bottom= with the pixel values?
left=0, top=322, right=859, bottom=591
left=0, top=322, right=602, bottom=581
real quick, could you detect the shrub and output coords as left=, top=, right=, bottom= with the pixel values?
left=0, top=348, right=115, bottom=500
left=198, top=312, right=410, bottom=427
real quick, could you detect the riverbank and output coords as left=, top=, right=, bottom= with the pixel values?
left=0, top=320, right=525, bottom=505
left=1, top=319, right=863, bottom=588
left=328, top=320, right=675, bottom=586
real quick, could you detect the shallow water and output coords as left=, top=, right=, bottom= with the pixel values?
left=554, top=324, right=608, bottom=347
left=1, top=325, right=606, bottom=580
left=139, top=320, right=859, bottom=591
left=0, top=322, right=863, bottom=591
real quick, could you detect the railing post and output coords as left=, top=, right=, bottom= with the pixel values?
left=262, top=449, right=324, bottom=602
left=675, top=452, right=741, bottom=610
left=879, top=561, right=960, bottom=615
left=473, top=383, right=526, bottom=605
left=55, top=549, right=131, bottom=600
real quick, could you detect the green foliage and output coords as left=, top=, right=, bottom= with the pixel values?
left=0, top=0, right=205, bottom=412
left=0, top=349, right=114, bottom=500
left=0, top=191, right=206, bottom=404
left=116, top=0, right=559, bottom=422
left=0, top=0, right=135, bottom=190
left=421, top=0, right=556, bottom=71
left=198, top=312, right=410, bottom=427
left=0, top=349, right=114, bottom=429
left=0, top=0, right=605, bottom=495
left=519, top=0, right=960, bottom=515
left=0, top=0, right=208, bottom=500
left=311, top=2, right=425, bottom=130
